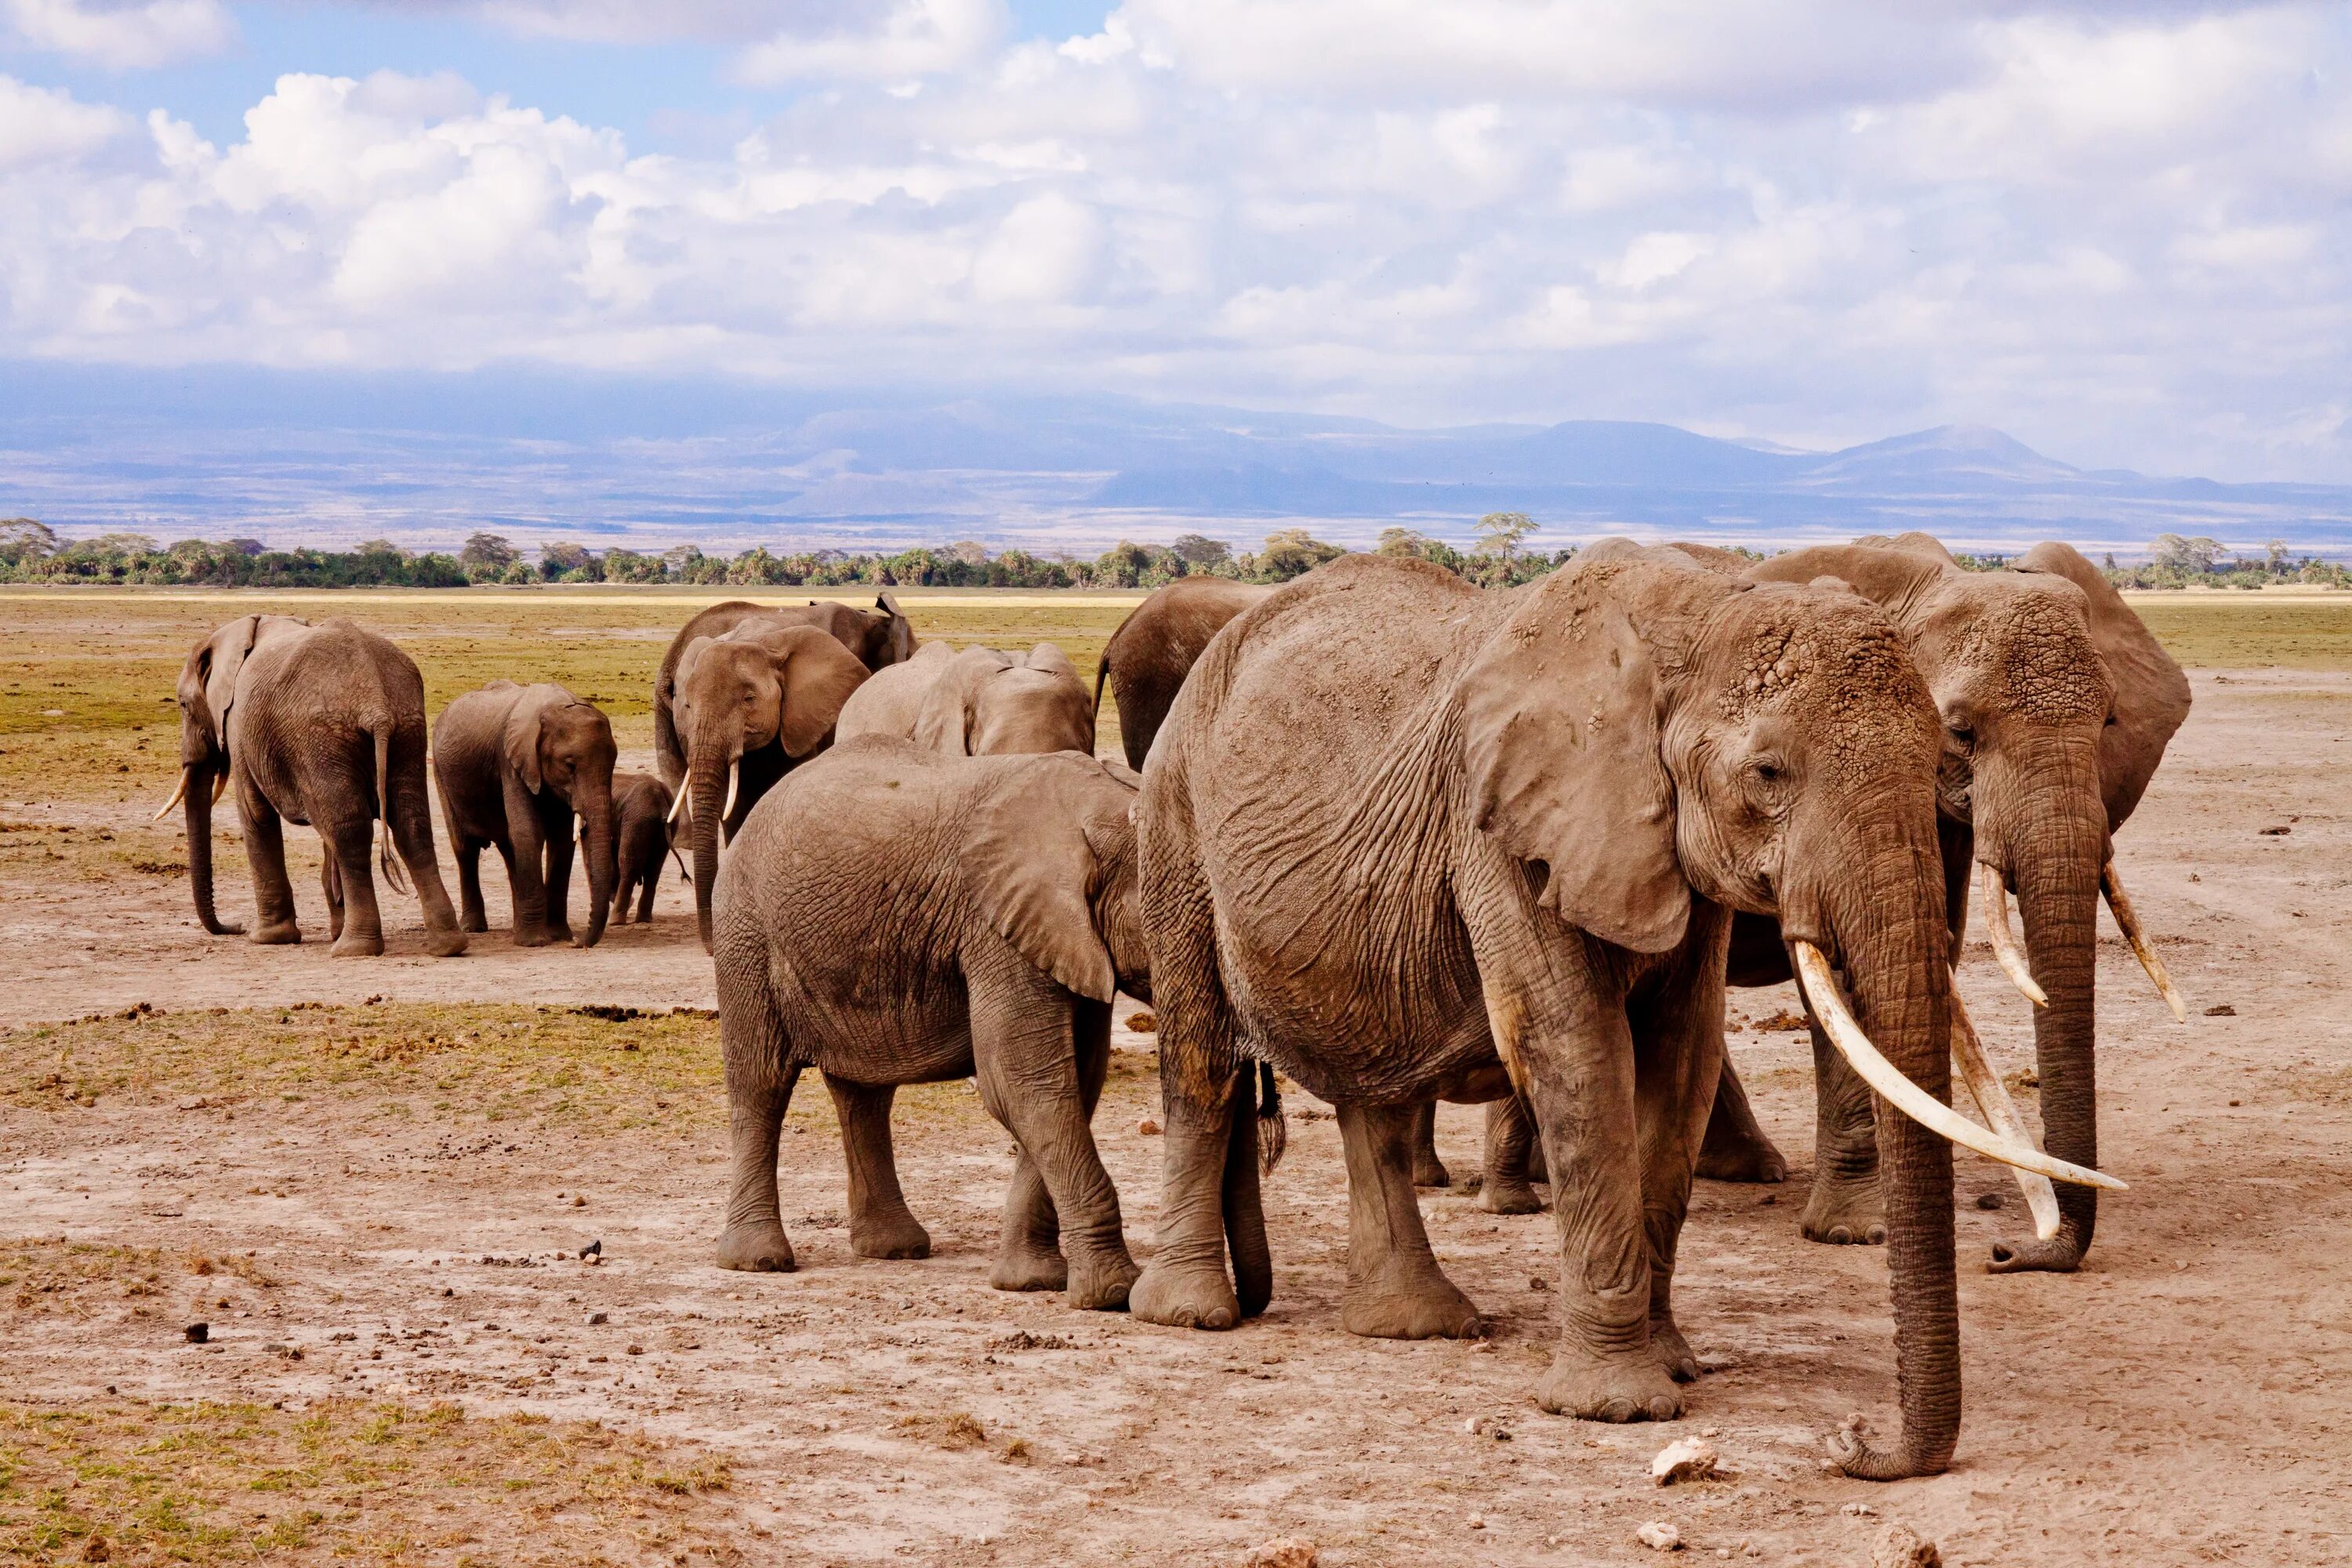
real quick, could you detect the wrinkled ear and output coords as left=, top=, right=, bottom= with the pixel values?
left=965, top=754, right=1126, bottom=1001
left=2016, top=542, right=2191, bottom=826
left=1022, top=642, right=1078, bottom=681
left=199, top=615, right=263, bottom=750
left=773, top=627, right=870, bottom=757
left=875, top=592, right=916, bottom=663
left=913, top=648, right=1009, bottom=755
left=504, top=692, right=548, bottom=793
left=1461, top=559, right=1715, bottom=953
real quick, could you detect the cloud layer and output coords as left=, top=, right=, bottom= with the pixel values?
left=2, top=0, right=2348, bottom=480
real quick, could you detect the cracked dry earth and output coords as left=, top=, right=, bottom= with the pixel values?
left=4, top=670, right=2352, bottom=1566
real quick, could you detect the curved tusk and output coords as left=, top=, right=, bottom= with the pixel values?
left=211, top=768, right=230, bottom=805
left=1947, top=977, right=2063, bottom=1240
left=721, top=759, right=741, bottom=822
left=667, top=783, right=691, bottom=827
left=1792, top=942, right=2125, bottom=1192
left=1976, top=862, right=2048, bottom=1007
left=2101, top=862, right=2189, bottom=1023
left=152, top=768, right=191, bottom=822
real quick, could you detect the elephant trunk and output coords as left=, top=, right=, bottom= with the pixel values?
left=1806, top=808, right=1959, bottom=1480
left=577, top=782, right=618, bottom=949
left=185, top=761, right=244, bottom=936
left=688, top=745, right=734, bottom=953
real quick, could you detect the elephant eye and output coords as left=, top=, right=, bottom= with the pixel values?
left=1946, top=724, right=1974, bottom=751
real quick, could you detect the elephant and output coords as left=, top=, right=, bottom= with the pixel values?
left=710, top=739, right=1150, bottom=1311
left=1094, top=578, right=1272, bottom=769
left=653, top=594, right=915, bottom=793
left=606, top=771, right=681, bottom=927
left=838, top=642, right=1096, bottom=757
left=158, top=614, right=466, bottom=958
left=671, top=622, right=873, bottom=949
left=1653, top=533, right=2190, bottom=1272
left=1128, top=546, right=2116, bottom=1480
left=432, top=681, right=620, bottom=949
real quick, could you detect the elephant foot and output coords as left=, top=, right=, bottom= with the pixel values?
left=546, top=924, right=576, bottom=946
left=249, top=920, right=302, bottom=946
left=849, top=1212, right=931, bottom=1261
left=715, top=1220, right=796, bottom=1273
left=1695, top=1125, right=1789, bottom=1185
left=1413, top=1151, right=1451, bottom=1189
left=1341, top=1259, right=1483, bottom=1340
left=1065, top=1246, right=1141, bottom=1312
left=460, top=912, right=489, bottom=934
left=1129, top=1261, right=1240, bottom=1331
left=989, top=1239, right=1068, bottom=1294
left=426, top=926, right=469, bottom=958
left=1987, top=1232, right=2084, bottom=1275
left=512, top=927, right=550, bottom=949
left=331, top=931, right=385, bottom=958
left=1536, top=1345, right=1684, bottom=1423
left=1802, top=1169, right=1886, bottom=1247
left=1479, top=1177, right=1545, bottom=1216
left=1648, top=1319, right=1698, bottom=1384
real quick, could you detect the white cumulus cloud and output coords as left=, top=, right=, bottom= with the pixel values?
left=4, top=0, right=233, bottom=69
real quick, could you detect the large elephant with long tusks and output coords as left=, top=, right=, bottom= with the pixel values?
left=158, top=614, right=466, bottom=957
left=1130, top=545, right=2120, bottom=1482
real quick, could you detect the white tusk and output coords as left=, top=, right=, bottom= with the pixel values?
left=2101, top=862, right=2189, bottom=1023
left=211, top=768, right=230, bottom=805
left=1947, top=977, right=2063, bottom=1240
left=722, top=759, right=741, bottom=822
left=153, top=768, right=191, bottom=822
left=1977, top=862, right=2048, bottom=1007
left=667, top=783, right=691, bottom=827
left=1791, top=942, right=2125, bottom=1192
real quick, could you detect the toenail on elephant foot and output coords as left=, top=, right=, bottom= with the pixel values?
left=990, top=1245, right=1068, bottom=1294
left=1649, top=1322, right=1699, bottom=1383
left=1802, top=1178, right=1885, bottom=1247
left=1536, top=1349, right=1685, bottom=1422
left=331, top=932, right=386, bottom=958
left=1987, top=1234, right=2084, bottom=1274
left=1066, top=1252, right=1141, bottom=1312
left=1479, top=1181, right=1544, bottom=1216
left=715, top=1222, right=796, bottom=1273
left=249, top=921, right=302, bottom=946
left=1129, top=1262, right=1239, bottom=1330
left=850, top=1221, right=931, bottom=1261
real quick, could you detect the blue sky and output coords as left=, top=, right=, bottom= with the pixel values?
left=4, top=2, right=2350, bottom=485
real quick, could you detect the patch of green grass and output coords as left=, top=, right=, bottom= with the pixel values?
left=0, top=1398, right=734, bottom=1566
left=2125, top=594, right=2352, bottom=670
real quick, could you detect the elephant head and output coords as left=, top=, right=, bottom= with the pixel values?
left=1750, top=533, right=2189, bottom=1272
left=864, top=592, right=917, bottom=667
left=914, top=644, right=1097, bottom=757
left=673, top=623, right=869, bottom=949
left=965, top=753, right=1149, bottom=1004
left=507, top=685, right=620, bottom=949
left=158, top=613, right=307, bottom=935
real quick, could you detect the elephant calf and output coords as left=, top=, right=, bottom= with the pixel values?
left=838, top=642, right=1096, bottom=756
left=608, top=771, right=681, bottom=927
left=712, top=739, right=1149, bottom=1311
left=433, top=682, right=619, bottom=948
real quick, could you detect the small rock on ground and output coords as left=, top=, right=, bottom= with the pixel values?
left=1637, top=1521, right=1683, bottom=1552
left=1243, top=1539, right=1316, bottom=1568
left=1871, top=1523, right=1942, bottom=1568
left=1651, top=1436, right=1719, bottom=1486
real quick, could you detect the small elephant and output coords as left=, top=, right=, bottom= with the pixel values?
left=839, top=642, right=1096, bottom=757
left=433, top=681, right=620, bottom=949
left=607, top=771, right=682, bottom=927
left=711, top=740, right=1149, bottom=1312
left=1094, top=578, right=1272, bottom=769
left=159, top=614, right=465, bottom=957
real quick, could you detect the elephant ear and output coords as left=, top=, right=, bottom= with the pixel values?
left=874, top=592, right=916, bottom=664
left=2016, top=541, right=2191, bottom=826
left=187, top=615, right=263, bottom=760
left=1461, top=550, right=1725, bottom=953
left=503, top=686, right=559, bottom=793
left=913, top=648, right=1013, bottom=756
left=1021, top=642, right=1079, bottom=681
left=771, top=626, right=871, bottom=757
left=964, top=753, right=1125, bottom=1002
left=1745, top=541, right=1948, bottom=613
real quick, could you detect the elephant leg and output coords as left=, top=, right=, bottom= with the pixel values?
left=823, top=1076, right=931, bottom=1261
left=636, top=867, right=658, bottom=924
left=992, top=998, right=1118, bottom=1295
left=713, top=931, right=800, bottom=1274
left=1409, top=1100, right=1451, bottom=1188
left=974, top=985, right=1134, bottom=1310
left=540, top=800, right=576, bottom=946
left=321, top=851, right=344, bottom=944
left=1802, top=1012, right=1886, bottom=1247
left=1694, top=1057, right=1789, bottom=1183
left=1334, top=1100, right=1480, bottom=1338
left=503, top=809, right=550, bottom=948
left=1479, top=1095, right=1547, bottom=1214
left=1628, top=918, right=1729, bottom=1385
left=239, top=783, right=301, bottom=945
left=456, top=839, right=490, bottom=933
left=321, top=812, right=386, bottom=957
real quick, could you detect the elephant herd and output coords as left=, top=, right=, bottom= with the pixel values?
left=160, top=531, right=2193, bottom=1481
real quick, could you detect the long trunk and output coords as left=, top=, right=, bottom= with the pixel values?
left=689, top=755, right=730, bottom=953
left=575, top=783, right=617, bottom=948
left=185, top=763, right=243, bottom=935
left=1821, top=825, right=1958, bottom=1479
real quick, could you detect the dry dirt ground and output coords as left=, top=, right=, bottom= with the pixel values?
left=5, top=597, right=2352, bottom=1565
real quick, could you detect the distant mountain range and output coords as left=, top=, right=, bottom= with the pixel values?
left=6, top=361, right=2349, bottom=557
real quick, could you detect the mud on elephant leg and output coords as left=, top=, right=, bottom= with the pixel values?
left=1480, top=1094, right=1547, bottom=1214
left=1335, top=1101, right=1483, bottom=1340
left=1409, top=1100, right=1450, bottom=1188
left=1694, top=1060, right=1789, bottom=1184
left=1802, top=1018, right=1886, bottom=1246
left=824, top=1076, right=931, bottom=1261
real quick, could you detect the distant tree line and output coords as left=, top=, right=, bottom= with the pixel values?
left=2094, top=534, right=2352, bottom=590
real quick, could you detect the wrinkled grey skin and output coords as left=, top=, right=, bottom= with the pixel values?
left=653, top=595, right=915, bottom=792
left=433, top=681, right=620, bottom=949
left=1133, top=546, right=1965, bottom=1480
left=712, top=740, right=1151, bottom=1311
left=606, top=771, right=681, bottom=927
left=839, top=642, right=1096, bottom=756
left=673, top=622, right=873, bottom=951
left=171, top=615, right=465, bottom=958
left=1094, top=579, right=1273, bottom=769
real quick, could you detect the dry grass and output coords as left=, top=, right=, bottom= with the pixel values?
left=0, top=1397, right=735, bottom=1566
left=2124, top=593, right=2352, bottom=670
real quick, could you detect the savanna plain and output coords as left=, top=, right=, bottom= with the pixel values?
left=2, top=586, right=2350, bottom=1566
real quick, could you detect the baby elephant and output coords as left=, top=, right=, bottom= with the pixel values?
left=607, top=770, right=681, bottom=926
left=434, top=682, right=620, bottom=948
left=711, top=738, right=1149, bottom=1310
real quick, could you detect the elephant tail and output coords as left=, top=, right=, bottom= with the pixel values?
left=371, top=722, right=412, bottom=897
left=1091, top=654, right=1109, bottom=717
left=1254, top=1059, right=1287, bottom=1175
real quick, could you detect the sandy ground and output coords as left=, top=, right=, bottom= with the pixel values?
left=5, top=671, right=2352, bottom=1564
